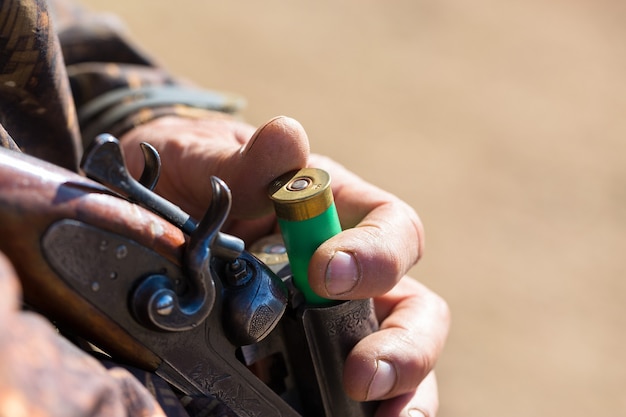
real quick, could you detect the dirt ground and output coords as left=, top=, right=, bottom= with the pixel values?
left=81, top=1, right=626, bottom=416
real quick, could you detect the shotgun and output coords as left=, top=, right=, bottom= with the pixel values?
left=0, top=136, right=378, bottom=417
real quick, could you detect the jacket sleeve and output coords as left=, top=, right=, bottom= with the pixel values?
left=49, top=0, right=245, bottom=148
left=0, top=0, right=82, bottom=170
left=0, top=0, right=243, bottom=168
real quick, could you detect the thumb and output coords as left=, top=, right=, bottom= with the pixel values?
left=120, top=115, right=309, bottom=221
left=226, top=116, right=310, bottom=219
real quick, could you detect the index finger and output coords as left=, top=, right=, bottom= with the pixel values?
left=307, top=155, right=424, bottom=299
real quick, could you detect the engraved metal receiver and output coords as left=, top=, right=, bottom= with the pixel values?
left=37, top=135, right=296, bottom=416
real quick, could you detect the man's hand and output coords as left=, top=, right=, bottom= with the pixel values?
left=121, top=114, right=450, bottom=417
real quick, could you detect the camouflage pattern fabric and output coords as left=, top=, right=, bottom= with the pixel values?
left=0, top=1, right=240, bottom=416
left=0, top=0, right=81, bottom=170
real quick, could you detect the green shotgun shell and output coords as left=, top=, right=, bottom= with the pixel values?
left=269, top=168, right=341, bottom=305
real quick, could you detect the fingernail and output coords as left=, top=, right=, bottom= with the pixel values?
left=409, top=409, right=427, bottom=417
left=367, top=359, right=396, bottom=400
left=325, top=251, right=360, bottom=295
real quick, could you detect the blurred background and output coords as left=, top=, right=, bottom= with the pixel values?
left=81, top=1, right=626, bottom=416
